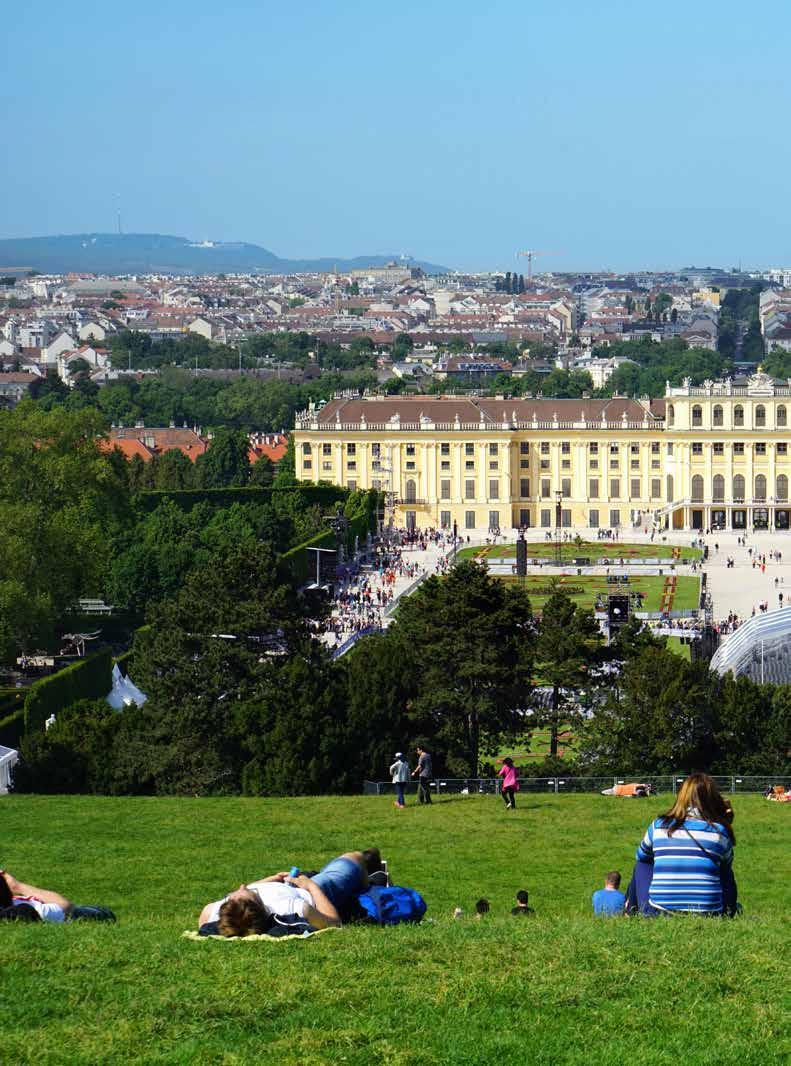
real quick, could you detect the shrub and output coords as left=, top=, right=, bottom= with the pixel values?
left=13, top=699, right=121, bottom=793
left=23, top=647, right=114, bottom=734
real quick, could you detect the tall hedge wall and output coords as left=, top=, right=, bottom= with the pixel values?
left=139, top=484, right=349, bottom=513
left=281, top=490, right=380, bottom=585
left=23, top=647, right=114, bottom=734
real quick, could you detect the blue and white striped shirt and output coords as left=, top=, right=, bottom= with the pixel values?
left=636, top=814, right=734, bottom=913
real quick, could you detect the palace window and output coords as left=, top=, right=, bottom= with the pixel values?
left=541, top=442, right=550, bottom=454
left=756, top=443, right=766, bottom=455
left=440, top=479, right=451, bottom=500
left=713, top=443, right=724, bottom=455
left=489, top=480, right=500, bottom=499
left=756, top=405, right=766, bottom=428
left=778, top=443, right=788, bottom=455
left=734, top=405, right=744, bottom=427
left=323, top=443, right=332, bottom=456
left=651, top=478, right=661, bottom=498
left=520, top=478, right=530, bottom=498
left=561, top=442, right=570, bottom=454
left=630, top=478, right=641, bottom=498
left=347, top=443, right=356, bottom=455
left=713, top=475, right=725, bottom=502
left=713, top=405, right=723, bottom=427
left=302, top=442, right=312, bottom=454
left=520, top=441, right=530, bottom=454
left=610, top=479, right=620, bottom=498
left=734, top=443, right=744, bottom=455
left=692, top=404, right=703, bottom=427
left=465, top=443, right=474, bottom=456
left=692, top=443, right=703, bottom=455
left=541, top=479, right=551, bottom=498
left=691, top=475, right=704, bottom=502
left=778, top=405, right=787, bottom=427
left=465, top=479, right=475, bottom=499
left=489, top=443, right=499, bottom=455
left=440, top=442, right=449, bottom=456
left=589, top=479, right=599, bottom=498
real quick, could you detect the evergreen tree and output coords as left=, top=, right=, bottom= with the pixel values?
left=391, top=560, right=534, bottom=774
left=534, top=587, right=604, bottom=757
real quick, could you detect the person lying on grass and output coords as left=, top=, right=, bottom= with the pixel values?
left=199, top=849, right=381, bottom=937
left=0, top=869, right=73, bottom=923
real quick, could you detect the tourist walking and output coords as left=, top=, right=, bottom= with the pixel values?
left=498, top=756, right=519, bottom=809
left=389, top=752, right=410, bottom=808
left=412, top=745, right=433, bottom=804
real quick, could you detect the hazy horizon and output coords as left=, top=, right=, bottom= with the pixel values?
left=4, top=0, right=791, bottom=273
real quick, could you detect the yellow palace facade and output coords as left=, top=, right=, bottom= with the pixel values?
left=293, top=372, right=791, bottom=534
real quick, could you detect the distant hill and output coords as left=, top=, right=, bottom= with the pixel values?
left=0, top=233, right=448, bottom=276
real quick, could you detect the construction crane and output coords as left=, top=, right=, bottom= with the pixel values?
left=515, top=249, right=562, bottom=281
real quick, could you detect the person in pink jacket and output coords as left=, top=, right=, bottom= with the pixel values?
left=498, top=757, right=519, bottom=809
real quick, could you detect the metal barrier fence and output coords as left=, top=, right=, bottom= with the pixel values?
left=363, top=774, right=791, bottom=796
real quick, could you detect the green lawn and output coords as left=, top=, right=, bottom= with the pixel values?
left=457, top=540, right=702, bottom=563
left=1, top=795, right=788, bottom=1065
left=498, top=573, right=700, bottom=613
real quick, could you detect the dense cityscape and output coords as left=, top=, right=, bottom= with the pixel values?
left=2, top=0, right=789, bottom=1060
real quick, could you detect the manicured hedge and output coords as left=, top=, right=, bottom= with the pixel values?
left=23, top=647, right=114, bottom=734
left=0, top=708, right=25, bottom=748
left=138, top=484, right=348, bottom=513
left=281, top=528, right=337, bottom=584
left=281, top=490, right=380, bottom=584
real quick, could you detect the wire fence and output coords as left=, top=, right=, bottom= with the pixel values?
left=363, top=774, right=790, bottom=796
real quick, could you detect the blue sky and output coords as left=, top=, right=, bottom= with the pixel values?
left=3, top=0, right=791, bottom=271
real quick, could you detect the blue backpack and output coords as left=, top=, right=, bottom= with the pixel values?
left=356, top=885, right=427, bottom=925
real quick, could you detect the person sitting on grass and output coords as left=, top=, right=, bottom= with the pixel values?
left=0, top=869, right=72, bottom=923
left=199, top=849, right=381, bottom=937
left=511, top=889, right=535, bottom=916
left=592, top=871, right=625, bottom=916
left=625, top=773, right=737, bottom=917
left=601, top=782, right=654, bottom=797
left=475, top=898, right=490, bottom=918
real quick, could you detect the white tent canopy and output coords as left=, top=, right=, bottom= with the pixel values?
left=106, top=663, right=147, bottom=710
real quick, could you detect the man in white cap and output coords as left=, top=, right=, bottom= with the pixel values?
left=389, top=752, right=411, bottom=808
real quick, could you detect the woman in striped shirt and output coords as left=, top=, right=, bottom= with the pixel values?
left=631, top=773, right=736, bottom=915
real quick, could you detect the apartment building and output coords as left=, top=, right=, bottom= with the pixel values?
left=293, top=372, right=791, bottom=534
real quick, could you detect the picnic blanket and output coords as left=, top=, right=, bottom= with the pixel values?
left=183, top=927, right=339, bottom=943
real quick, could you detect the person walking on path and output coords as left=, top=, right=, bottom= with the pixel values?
left=498, top=757, right=519, bottom=809
left=389, top=752, right=410, bottom=808
left=412, top=745, right=433, bottom=804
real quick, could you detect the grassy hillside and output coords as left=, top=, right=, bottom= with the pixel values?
left=1, top=795, right=788, bottom=1065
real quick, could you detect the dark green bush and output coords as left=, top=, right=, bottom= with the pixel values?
left=23, top=647, right=114, bottom=734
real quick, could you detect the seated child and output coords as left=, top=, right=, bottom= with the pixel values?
left=475, top=898, right=490, bottom=918
left=511, top=889, right=535, bottom=916
left=592, top=871, right=625, bottom=916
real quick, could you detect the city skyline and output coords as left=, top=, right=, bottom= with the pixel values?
left=4, top=1, right=791, bottom=271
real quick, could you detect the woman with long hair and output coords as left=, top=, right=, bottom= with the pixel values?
left=498, top=757, right=519, bottom=809
left=628, top=772, right=737, bottom=916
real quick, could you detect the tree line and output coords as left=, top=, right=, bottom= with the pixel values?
left=14, top=557, right=789, bottom=796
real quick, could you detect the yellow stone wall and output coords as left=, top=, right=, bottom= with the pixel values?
left=294, top=386, right=791, bottom=532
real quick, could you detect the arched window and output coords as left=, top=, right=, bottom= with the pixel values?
left=692, top=404, right=703, bottom=427
left=713, top=474, right=725, bottom=502
left=777, top=474, right=788, bottom=501
left=666, top=474, right=674, bottom=501
left=733, top=474, right=745, bottom=501
left=691, top=474, right=704, bottom=501
left=755, top=404, right=766, bottom=428
left=667, top=404, right=675, bottom=426
left=713, top=404, right=723, bottom=426
left=734, top=404, right=744, bottom=427
left=404, top=478, right=417, bottom=503
left=755, top=474, right=767, bottom=501
left=778, top=404, right=787, bottom=427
